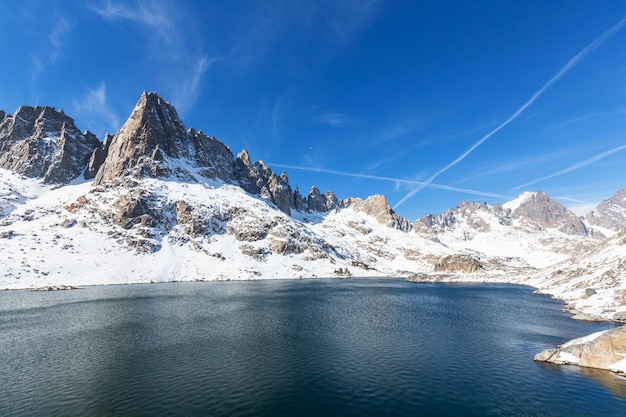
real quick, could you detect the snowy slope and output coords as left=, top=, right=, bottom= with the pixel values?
left=415, top=197, right=596, bottom=268
left=0, top=172, right=455, bottom=289
left=527, top=228, right=626, bottom=322
left=1, top=92, right=625, bottom=325
left=0, top=169, right=49, bottom=218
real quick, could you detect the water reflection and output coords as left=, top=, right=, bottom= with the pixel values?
left=0, top=280, right=624, bottom=417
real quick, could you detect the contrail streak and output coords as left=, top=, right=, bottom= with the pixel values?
left=511, top=144, right=626, bottom=190
left=393, top=15, right=626, bottom=210
left=268, top=162, right=509, bottom=199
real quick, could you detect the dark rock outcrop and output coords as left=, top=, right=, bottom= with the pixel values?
left=85, top=133, right=113, bottom=179
left=586, top=187, right=626, bottom=234
left=307, top=186, right=339, bottom=212
left=92, top=92, right=235, bottom=185
left=267, top=172, right=294, bottom=215
left=234, top=150, right=294, bottom=215
left=510, top=191, right=587, bottom=235
left=293, top=186, right=306, bottom=211
left=0, top=105, right=99, bottom=183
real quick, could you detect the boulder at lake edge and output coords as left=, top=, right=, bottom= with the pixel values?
left=534, top=326, right=626, bottom=375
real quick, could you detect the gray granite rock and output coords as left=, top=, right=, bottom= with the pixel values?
left=0, top=105, right=99, bottom=183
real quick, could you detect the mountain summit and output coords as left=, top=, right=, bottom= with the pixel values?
left=0, top=105, right=99, bottom=183
left=585, top=187, right=626, bottom=237
left=0, top=93, right=625, bottom=323
left=89, top=92, right=235, bottom=185
left=504, top=191, right=587, bottom=235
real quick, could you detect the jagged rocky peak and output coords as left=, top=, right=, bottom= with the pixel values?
left=188, top=128, right=235, bottom=182
left=0, top=104, right=99, bottom=184
left=293, top=186, right=306, bottom=211
left=84, top=133, right=113, bottom=179
left=91, top=92, right=234, bottom=185
left=307, top=186, right=339, bottom=212
left=234, top=149, right=262, bottom=194
left=234, top=149, right=294, bottom=215
left=343, top=194, right=412, bottom=232
left=504, top=191, right=587, bottom=235
left=414, top=200, right=496, bottom=235
left=585, top=187, right=626, bottom=235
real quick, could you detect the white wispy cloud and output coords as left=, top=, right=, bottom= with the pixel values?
left=393, top=14, right=626, bottom=210
left=313, top=110, right=356, bottom=127
left=454, top=149, right=569, bottom=185
left=73, top=82, right=120, bottom=136
left=168, top=56, right=223, bottom=114
left=268, top=162, right=508, bottom=199
left=511, top=144, right=626, bottom=190
left=31, top=18, right=73, bottom=76
left=27, top=16, right=74, bottom=102
left=47, top=18, right=72, bottom=64
left=91, top=0, right=217, bottom=114
left=228, top=0, right=383, bottom=70
left=549, top=107, right=626, bottom=131
left=325, top=0, right=382, bottom=45
left=91, top=1, right=173, bottom=34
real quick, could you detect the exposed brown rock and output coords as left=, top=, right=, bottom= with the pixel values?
left=535, top=326, right=626, bottom=374
left=343, top=194, right=412, bottom=232
left=92, top=92, right=234, bottom=185
left=434, top=254, right=482, bottom=273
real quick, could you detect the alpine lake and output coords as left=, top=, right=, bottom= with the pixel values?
left=1, top=278, right=625, bottom=416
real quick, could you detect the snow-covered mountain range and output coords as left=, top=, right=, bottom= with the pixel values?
left=1, top=92, right=625, bottom=323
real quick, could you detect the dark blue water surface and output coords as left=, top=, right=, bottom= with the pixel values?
left=1, top=279, right=624, bottom=416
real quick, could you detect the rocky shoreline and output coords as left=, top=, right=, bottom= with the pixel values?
left=29, top=285, right=80, bottom=291
left=407, top=272, right=626, bottom=376
left=534, top=326, right=626, bottom=376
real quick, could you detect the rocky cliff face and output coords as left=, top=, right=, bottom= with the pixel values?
left=306, top=186, right=339, bottom=212
left=414, top=201, right=505, bottom=236
left=507, top=191, right=587, bottom=235
left=343, top=194, right=412, bottom=232
left=0, top=106, right=99, bottom=184
left=232, top=149, right=351, bottom=216
left=91, top=92, right=235, bottom=185
left=86, top=92, right=345, bottom=218
left=415, top=191, right=588, bottom=238
left=586, top=187, right=626, bottom=236
left=233, top=150, right=295, bottom=215
left=411, top=191, right=599, bottom=268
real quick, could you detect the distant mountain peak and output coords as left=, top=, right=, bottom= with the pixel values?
left=415, top=190, right=588, bottom=240
left=504, top=190, right=587, bottom=235
left=585, top=187, right=626, bottom=237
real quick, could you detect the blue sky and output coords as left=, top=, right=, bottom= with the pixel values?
left=1, top=1, right=626, bottom=219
